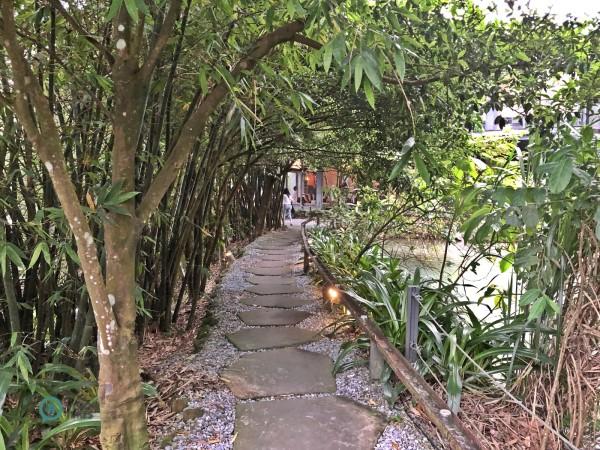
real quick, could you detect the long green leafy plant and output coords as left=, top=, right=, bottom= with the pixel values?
left=0, top=335, right=100, bottom=449
left=309, top=194, right=554, bottom=413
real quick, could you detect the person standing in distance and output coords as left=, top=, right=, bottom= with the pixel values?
left=282, top=188, right=293, bottom=227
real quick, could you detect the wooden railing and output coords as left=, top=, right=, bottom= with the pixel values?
left=300, top=218, right=484, bottom=450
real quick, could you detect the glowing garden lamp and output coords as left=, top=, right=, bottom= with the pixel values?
left=323, top=285, right=341, bottom=304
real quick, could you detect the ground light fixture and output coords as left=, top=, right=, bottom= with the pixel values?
left=323, top=284, right=341, bottom=304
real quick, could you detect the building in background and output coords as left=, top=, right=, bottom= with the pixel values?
left=285, top=160, right=354, bottom=210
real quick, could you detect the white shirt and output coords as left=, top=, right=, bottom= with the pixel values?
left=282, top=194, right=291, bottom=205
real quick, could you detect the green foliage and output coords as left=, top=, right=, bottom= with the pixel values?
left=309, top=216, right=553, bottom=412
left=0, top=338, right=99, bottom=448
left=92, top=181, right=139, bottom=219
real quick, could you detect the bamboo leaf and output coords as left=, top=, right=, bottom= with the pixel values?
left=548, top=158, right=572, bottom=194
left=514, top=246, right=540, bottom=269
left=362, top=50, right=382, bottom=90
left=581, top=126, right=593, bottom=143
left=123, top=0, right=139, bottom=21
left=363, top=78, right=375, bottom=109
left=106, top=0, right=123, bottom=21
left=522, top=204, right=539, bottom=230
left=527, top=297, right=546, bottom=321
left=17, top=352, right=31, bottom=383
left=64, top=246, right=80, bottom=265
left=393, top=50, right=406, bottom=81
left=323, top=44, right=333, bottom=74
left=33, top=417, right=101, bottom=447
left=198, top=69, right=209, bottom=95
left=353, top=56, right=363, bottom=93
left=331, top=33, right=346, bottom=62
left=0, top=245, right=7, bottom=276
left=28, top=242, right=50, bottom=269
left=461, top=206, right=490, bottom=242
left=0, top=370, right=11, bottom=415
left=135, top=0, right=148, bottom=14
left=519, top=288, right=541, bottom=306
left=142, top=382, right=158, bottom=397
left=5, top=244, right=25, bottom=270
left=515, top=50, right=531, bottom=62
left=446, top=336, right=462, bottom=413
left=544, top=296, right=560, bottom=315
left=114, top=191, right=140, bottom=204
left=498, top=252, right=513, bottom=273
left=413, top=154, right=430, bottom=184
left=594, top=206, right=600, bottom=240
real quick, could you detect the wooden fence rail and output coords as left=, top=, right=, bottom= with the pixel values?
left=300, top=218, right=484, bottom=450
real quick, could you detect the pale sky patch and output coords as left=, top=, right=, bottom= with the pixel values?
left=475, top=0, right=600, bottom=21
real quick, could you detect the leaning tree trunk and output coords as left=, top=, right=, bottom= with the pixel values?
left=255, top=174, right=275, bottom=236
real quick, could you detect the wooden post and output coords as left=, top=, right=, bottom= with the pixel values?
left=303, top=248, right=309, bottom=274
left=405, top=285, right=420, bottom=363
left=370, top=339, right=385, bottom=380
left=316, top=170, right=323, bottom=208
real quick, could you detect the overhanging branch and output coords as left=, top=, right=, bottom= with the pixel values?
left=292, top=33, right=461, bottom=87
left=136, top=20, right=306, bottom=226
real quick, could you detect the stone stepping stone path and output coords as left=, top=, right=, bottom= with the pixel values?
left=238, top=308, right=310, bottom=326
left=240, top=294, right=312, bottom=308
left=246, top=275, right=296, bottom=285
left=234, top=396, right=386, bottom=450
left=246, top=283, right=303, bottom=295
left=247, top=266, right=293, bottom=276
left=221, top=348, right=336, bottom=399
left=223, top=228, right=387, bottom=449
left=226, top=327, right=318, bottom=351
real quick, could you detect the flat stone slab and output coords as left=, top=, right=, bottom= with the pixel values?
left=255, top=243, right=298, bottom=249
left=256, top=243, right=297, bottom=247
left=253, top=260, right=293, bottom=268
left=240, top=295, right=311, bottom=308
left=234, top=396, right=386, bottom=450
left=258, top=258, right=298, bottom=265
left=222, top=348, right=335, bottom=399
left=226, top=327, right=318, bottom=350
left=257, top=249, right=299, bottom=255
left=247, top=275, right=296, bottom=285
left=247, top=267, right=293, bottom=276
left=246, top=284, right=303, bottom=295
left=256, top=255, right=296, bottom=263
left=238, top=309, right=310, bottom=326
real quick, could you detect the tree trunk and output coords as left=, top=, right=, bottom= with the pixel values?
left=100, top=218, right=148, bottom=448
left=256, top=174, right=275, bottom=236
left=98, top=335, right=147, bottom=449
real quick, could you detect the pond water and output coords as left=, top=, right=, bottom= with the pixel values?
left=384, top=237, right=513, bottom=321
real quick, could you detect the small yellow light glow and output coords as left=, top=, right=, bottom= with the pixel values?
left=327, top=286, right=339, bottom=301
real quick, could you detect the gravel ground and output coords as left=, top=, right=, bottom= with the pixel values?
left=157, top=221, right=437, bottom=450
